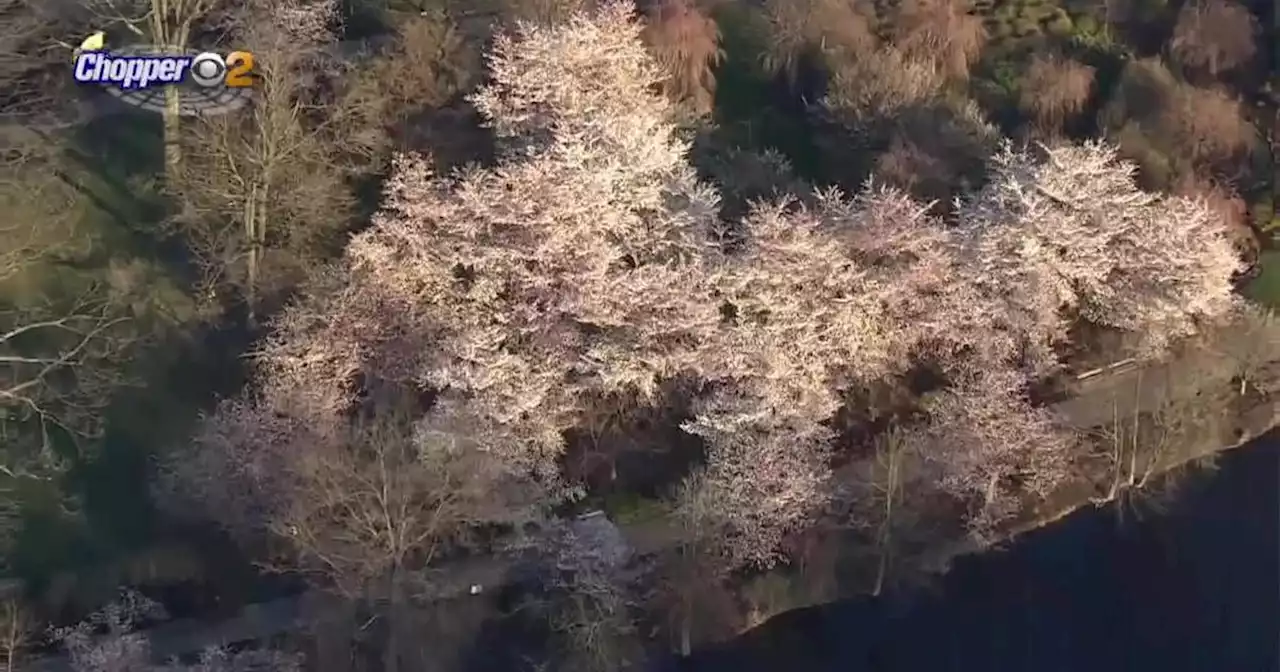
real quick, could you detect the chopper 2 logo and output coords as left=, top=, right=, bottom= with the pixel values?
left=74, top=49, right=256, bottom=89
left=74, top=45, right=257, bottom=115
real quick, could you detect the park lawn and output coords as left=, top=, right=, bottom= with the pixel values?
left=1246, top=250, right=1280, bottom=309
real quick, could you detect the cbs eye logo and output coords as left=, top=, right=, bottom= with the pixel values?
left=188, top=51, right=256, bottom=88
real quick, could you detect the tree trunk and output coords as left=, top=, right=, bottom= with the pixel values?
left=163, top=85, right=182, bottom=179
left=873, top=435, right=902, bottom=596
left=244, top=182, right=259, bottom=327
left=383, top=567, right=404, bottom=672
left=679, top=612, right=691, bottom=657
left=250, top=178, right=270, bottom=327
left=872, top=544, right=888, bottom=597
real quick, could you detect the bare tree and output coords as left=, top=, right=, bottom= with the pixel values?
left=1168, top=0, right=1258, bottom=77
left=167, top=394, right=548, bottom=583
left=0, top=0, right=88, bottom=132
left=1, top=291, right=132, bottom=459
left=163, top=253, right=555, bottom=669
left=0, top=65, right=164, bottom=565
left=531, top=519, right=645, bottom=672
left=1, top=150, right=141, bottom=498
left=1090, top=380, right=1175, bottom=506
left=2, top=158, right=175, bottom=487
left=643, top=543, right=741, bottom=655
left=1202, top=305, right=1280, bottom=396
left=0, top=137, right=87, bottom=285
left=49, top=590, right=163, bottom=672
left=164, top=390, right=550, bottom=672
left=0, top=599, right=32, bottom=672
left=80, top=0, right=225, bottom=178
left=1087, top=356, right=1242, bottom=520
left=835, top=429, right=933, bottom=595
left=172, top=0, right=388, bottom=324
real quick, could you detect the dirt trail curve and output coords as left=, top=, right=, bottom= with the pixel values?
left=21, top=356, right=1278, bottom=671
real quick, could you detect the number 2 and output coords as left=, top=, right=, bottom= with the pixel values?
left=226, top=51, right=255, bottom=88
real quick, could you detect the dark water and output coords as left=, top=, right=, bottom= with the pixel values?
left=682, top=433, right=1280, bottom=672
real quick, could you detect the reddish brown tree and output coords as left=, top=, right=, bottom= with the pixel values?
left=870, top=99, right=1000, bottom=206
left=824, top=48, right=945, bottom=128
left=1162, top=82, right=1258, bottom=174
left=641, top=0, right=723, bottom=116
left=1168, top=0, right=1259, bottom=77
left=758, top=0, right=878, bottom=80
left=887, top=0, right=986, bottom=80
left=1018, top=54, right=1096, bottom=134
left=1102, top=58, right=1258, bottom=184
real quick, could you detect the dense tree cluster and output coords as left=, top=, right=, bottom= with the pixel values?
left=164, top=3, right=1246, bottom=585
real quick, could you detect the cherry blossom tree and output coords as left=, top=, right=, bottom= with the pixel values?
left=166, top=0, right=722, bottom=576
left=959, top=141, right=1244, bottom=357
left=344, top=0, right=723, bottom=473
left=676, top=392, right=833, bottom=568
left=677, top=184, right=1020, bottom=567
left=680, top=138, right=1243, bottom=562
left=50, top=590, right=302, bottom=672
left=902, top=369, right=1077, bottom=540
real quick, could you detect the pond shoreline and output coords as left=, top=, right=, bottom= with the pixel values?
left=679, top=429, right=1280, bottom=671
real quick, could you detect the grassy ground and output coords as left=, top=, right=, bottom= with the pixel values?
left=1246, top=251, right=1280, bottom=309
